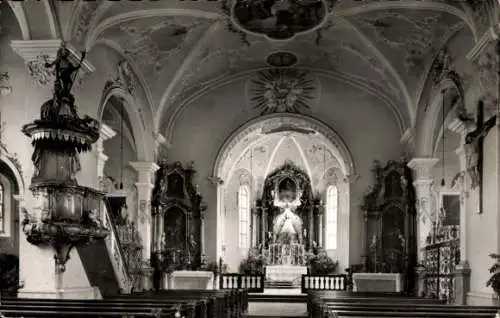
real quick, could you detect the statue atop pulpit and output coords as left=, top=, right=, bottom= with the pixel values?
left=272, top=177, right=304, bottom=245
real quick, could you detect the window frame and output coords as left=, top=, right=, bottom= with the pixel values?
left=238, top=185, right=251, bottom=249
left=325, top=184, right=338, bottom=250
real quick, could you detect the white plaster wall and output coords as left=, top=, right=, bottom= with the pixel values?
left=167, top=75, right=403, bottom=267
left=467, top=128, right=499, bottom=303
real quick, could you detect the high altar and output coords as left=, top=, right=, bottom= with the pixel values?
left=252, top=162, right=322, bottom=285
left=357, top=160, right=417, bottom=294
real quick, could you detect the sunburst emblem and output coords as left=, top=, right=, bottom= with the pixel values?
left=250, top=68, right=315, bottom=115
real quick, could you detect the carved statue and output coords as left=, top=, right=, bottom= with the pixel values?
left=271, top=182, right=303, bottom=244
left=44, top=44, right=86, bottom=99
left=464, top=139, right=480, bottom=188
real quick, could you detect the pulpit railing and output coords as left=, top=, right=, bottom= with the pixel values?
left=264, top=243, right=306, bottom=265
left=219, top=274, right=265, bottom=292
left=101, top=201, right=133, bottom=293
left=301, top=274, right=348, bottom=293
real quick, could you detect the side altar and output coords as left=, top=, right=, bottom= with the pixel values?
left=251, top=162, right=323, bottom=286
left=356, top=160, right=417, bottom=294
left=150, top=161, right=211, bottom=290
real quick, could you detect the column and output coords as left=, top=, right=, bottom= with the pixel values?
left=129, top=161, right=159, bottom=290
left=449, top=118, right=472, bottom=305
left=207, top=176, right=224, bottom=262
left=95, top=124, right=116, bottom=190
left=407, top=158, right=439, bottom=260
left=408, top=158, right=438, bottom=298
left=12, top=39, right=97, bottom=299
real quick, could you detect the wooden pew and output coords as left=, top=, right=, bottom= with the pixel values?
left=0, top=289, right=246, bottom=318
left=0, top=298, right=189, bottom=317
left=132, top=289, right=247, bottom=318
left=308, top=291, right=500, bottom=318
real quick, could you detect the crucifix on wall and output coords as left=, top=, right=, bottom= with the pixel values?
left=464, top=100, right=497, bottom=214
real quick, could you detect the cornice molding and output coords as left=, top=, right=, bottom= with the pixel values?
left=10, top=39, right=95, bottom=87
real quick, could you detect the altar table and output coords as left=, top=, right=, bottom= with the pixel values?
left=352, top=273, right=403, bottom=293
left=266, top=265, right=308, bottom=284
left=164, top=271, right=214, bottom=290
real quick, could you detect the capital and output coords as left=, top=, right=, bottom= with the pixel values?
left=207, top=176, right=224, bottom=186
left=10, top=39, right=95, bottom=87
left=0, top=72, right=11, bottom=96
left=407, top=158, right=439, bottom=179
left=130, top=161, right=160, bottom=184
left=343, top=173, right=360, bottom=184
left=100, top=123, right=117, bottom=141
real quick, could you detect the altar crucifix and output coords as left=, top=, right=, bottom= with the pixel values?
left=464, top=100, right=497, bottom=214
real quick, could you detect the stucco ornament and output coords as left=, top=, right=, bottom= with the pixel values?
left=249, top=68, right=316, bottom=115
left=28, top=55, right=56, bottom=87
left=0, top=72, right=11, bottom=96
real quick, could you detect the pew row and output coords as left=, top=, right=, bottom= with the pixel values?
left=0, top=289, right=247, bottom=318
left=308, top=291, right=500, bottom=318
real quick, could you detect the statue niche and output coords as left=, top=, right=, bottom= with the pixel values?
left=151, top=161, right=205, bottom=283
left=272, top=177, right=304, bottom=245
left=361, top=159, right=417, bottom=294
left=255, top=161, right=319, bottom=266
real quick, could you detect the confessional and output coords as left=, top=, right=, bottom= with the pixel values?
left=361, top=159, right=417, bottom=294
left=151, top=161, right=205, bottom=289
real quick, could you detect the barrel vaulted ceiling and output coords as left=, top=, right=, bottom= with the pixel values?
left=10, top=0, right=498, bottom=134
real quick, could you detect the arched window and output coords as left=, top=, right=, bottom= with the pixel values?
left=0, top=182, right=4, bottom=233
left=238, top=185, right=250, bottom=249
left=325, top=185, right=338, bottom=249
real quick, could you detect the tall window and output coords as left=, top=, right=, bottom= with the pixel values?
left=0, top=182, right=4, bottom=233
left=238, top=185, right=250, bottom=248
left=325, top=185, right=338, bottom=249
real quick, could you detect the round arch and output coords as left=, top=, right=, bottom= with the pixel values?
left=0, top=154, right=24, bottom=197
left=213, top=113, right=356, bottom=182
left=213, top=113, right=354, bottom=271
left=98, top=86, right=151, bottom=162
left=416, top=78, right=464, bottom=157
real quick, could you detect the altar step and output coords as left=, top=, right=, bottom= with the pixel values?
left=245, top=301, right=307, bottom=317
left=248, top=293, right=307, bottom=303
left=264, top=280, right=295, bottom=289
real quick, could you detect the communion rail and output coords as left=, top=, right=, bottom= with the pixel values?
left=301, top=274, right=348, bottom=293
left=219, top=274, right=265, bottom=292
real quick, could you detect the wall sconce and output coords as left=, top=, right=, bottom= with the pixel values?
left=0, top=72, right=11, bottom=96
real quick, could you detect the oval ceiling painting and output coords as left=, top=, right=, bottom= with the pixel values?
left=231, top=0, right=333, bottom=41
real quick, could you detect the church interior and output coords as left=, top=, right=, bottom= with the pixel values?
left=0, top=0, right=499, bottom=317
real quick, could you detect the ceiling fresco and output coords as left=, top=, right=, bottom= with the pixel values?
left=63, top=0, right=493, bottom=132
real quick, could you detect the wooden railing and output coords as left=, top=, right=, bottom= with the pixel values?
left=100, top=201, right=133, bottom=293
left=301, top=274, right=348, bottom=293
left=219, top=274, right=265, bottom=292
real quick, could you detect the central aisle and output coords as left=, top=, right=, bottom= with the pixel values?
left=245, top=288, right=308, bottom=317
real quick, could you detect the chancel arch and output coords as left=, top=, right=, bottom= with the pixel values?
left=214, top=114, right=354, bottom=272
left=100, top=95, right=139, bottom=222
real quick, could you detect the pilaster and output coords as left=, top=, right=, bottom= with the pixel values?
left=96, top=124, right=116, bottom=190
left=407, top=158, right=439, bottom=260
left=10, top=39, right=95, bottom=87
left=0, top=72, right=12, bottom=96
left=129, top=161, right=159, bottom=291
left=208, top=176, right=224, bottom=262
left=454, top=261, right=471, bottom=305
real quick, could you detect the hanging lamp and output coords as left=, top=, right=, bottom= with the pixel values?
left=119, top=103, right=124, bottom=190
left=441, top=90, right=446, bottom=187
